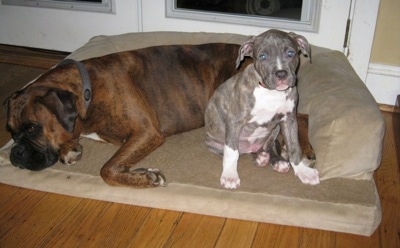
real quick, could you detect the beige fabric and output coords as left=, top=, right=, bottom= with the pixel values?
left=68, top=31, right=249, bottom=61
left=68, top=31, right=385, bottom=181
left=0, top=129, right=381, bottom=236
left=297, top=51, right=385, bottom=180
left=0, top=31, right=384, bottom=236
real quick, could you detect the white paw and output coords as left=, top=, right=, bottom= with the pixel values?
left=220, top=171, right=241, bottom=189
left=272, top=160, right=290, bottom=173
left=62, top=150, right=82, bottom=166
left=221, top=145, right=240, bottom=189
left=255, top=151, right=270, bottom=167
left=292, top=162, right=320, bottom=185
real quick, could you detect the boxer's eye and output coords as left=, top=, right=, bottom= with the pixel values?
left=287, top=50, right=295, bottom=58
left=258, top=53, right=267, bottom=61
left=26, top=126, right=35, bottom=134
left=22, top=124, right=40, bottom=136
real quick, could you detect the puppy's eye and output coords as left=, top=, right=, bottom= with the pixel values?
left=287, top=50, right=295, bottom=57
left=258, top=53, right=267, bottom=61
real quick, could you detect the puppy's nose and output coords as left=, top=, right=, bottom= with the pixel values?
left=275, top=70, right=288, bottom=79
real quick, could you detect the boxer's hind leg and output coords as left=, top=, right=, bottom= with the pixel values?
left=100, top=128, right=167, bottom=188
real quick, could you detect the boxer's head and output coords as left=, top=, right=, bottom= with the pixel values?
left=4, top=86, right=78, bottom=170
left=236, top=29, right=310, bottom=91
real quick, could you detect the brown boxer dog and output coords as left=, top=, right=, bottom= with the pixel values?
left=4, top=43, right=251, bottom=188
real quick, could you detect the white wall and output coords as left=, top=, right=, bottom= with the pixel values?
left=366, top=64, right=400, bottom=105
left=0, top=2, right=140, bottom=52
left=0, top=0, right=350, bottom=52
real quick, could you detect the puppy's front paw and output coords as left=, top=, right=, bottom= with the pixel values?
left=293, top=162, right=320, bottom=185
left=220, top=171, right=240, bottom=189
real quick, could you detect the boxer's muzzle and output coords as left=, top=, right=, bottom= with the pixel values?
left=10, top=142, right=59, bottom=171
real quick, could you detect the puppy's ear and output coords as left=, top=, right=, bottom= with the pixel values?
left=38, top=89, right=78, bottom=133
left=288, top=32, right=311, bottom=62
left=236, top=36, right=255, bottom=68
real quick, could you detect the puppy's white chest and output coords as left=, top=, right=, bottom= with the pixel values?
left=249, top=86, right=294, bottom=124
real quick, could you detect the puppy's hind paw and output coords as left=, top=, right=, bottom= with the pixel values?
left=272, top=160, right=290, bottom=173
left=255, top=151, right=270, bottom=167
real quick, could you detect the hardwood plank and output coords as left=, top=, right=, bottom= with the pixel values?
left=252, top=223, right=302, bottom=247
left=164, top=213, right=226, bottom=248
left=76, top=203, right=151, bottom=247
left=0, top=191, right=82, bottom=247
left=215, top=218, right=258, bottom=247
left=374, top=113, right=400, bottom=248
left=299, top=229, right=335, bottom=247
left=39, top=199, right=112, bottom=247
left=0, top=183, right=20, bottom=205
left=335, top=231, right=381, bottom=248
left=128, top=208, right=182, bottom=247
left=0, top=187, right=47, bottom=240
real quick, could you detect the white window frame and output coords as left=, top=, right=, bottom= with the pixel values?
left=166, top=0, right=321, bottom=32
left=1, top=0, right=115, bottom=13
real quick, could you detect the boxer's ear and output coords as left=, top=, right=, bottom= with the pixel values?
left=3, top=95, right=12, bottom=115
left=3, top=91, right=21, bottom=115
left=38, top=89, right=78, bottom=133
left=288, top=32, right=311, bottom=62
left=236, top=36, right=255, bottom=68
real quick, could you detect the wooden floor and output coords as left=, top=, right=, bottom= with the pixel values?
left=0, top=46, right=399, bottom=248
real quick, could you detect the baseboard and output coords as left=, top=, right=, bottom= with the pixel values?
left=368, top=63, right=400, bottom=77
left=379, top=104, right=400, bottom=114
left=366, top=63, right=400, bottom=105
left=0, top=44, right=68, bottom=69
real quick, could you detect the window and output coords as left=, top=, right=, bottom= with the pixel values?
left=2, top=0, right=115, bottom=13
left=166, top=0, right=321, bottom=32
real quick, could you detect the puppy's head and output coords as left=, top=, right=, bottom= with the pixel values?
left=236, top=29, right=310, bottom=91
left=4, top=87, right=78, bottom=170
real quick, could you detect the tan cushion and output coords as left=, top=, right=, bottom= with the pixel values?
left=68, top=31, right=385, bottom=180
left=297, top=51, right=385, bottom=179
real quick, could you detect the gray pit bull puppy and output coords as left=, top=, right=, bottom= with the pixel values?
left=205, top=29, right=320, bottom=189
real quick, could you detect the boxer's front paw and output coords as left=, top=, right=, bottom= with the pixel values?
left=255, top=151, right=270, bottom=167
left=60, top=143, right=83, bottom=166
left=130, top=168, right=167, bottom=187
left=271, top=160, right=290, bottom=173
left=220, top=171, right=240, bottom=189
left=292, top=162, right=320, bottom=185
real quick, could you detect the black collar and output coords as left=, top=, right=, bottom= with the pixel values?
left=58, top=59, right=92, bottom=109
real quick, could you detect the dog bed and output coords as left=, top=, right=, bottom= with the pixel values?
left=0, top=31, right=385, bottom=236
